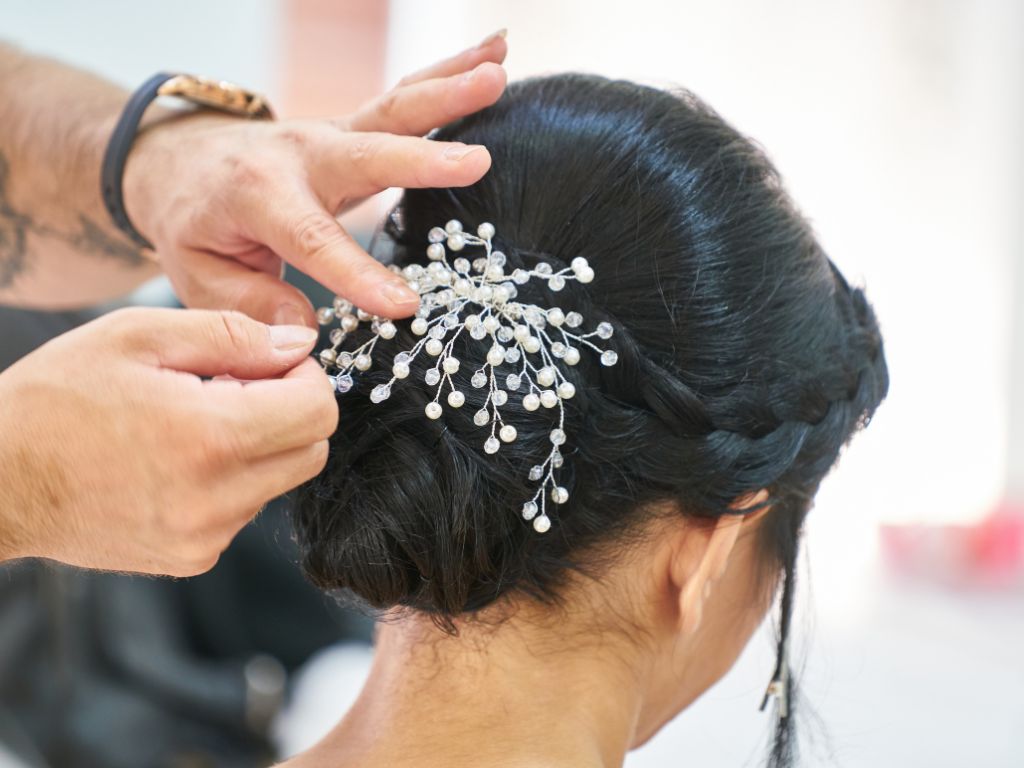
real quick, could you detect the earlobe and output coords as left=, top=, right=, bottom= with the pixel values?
left=670, top=515, right=746, bottom=636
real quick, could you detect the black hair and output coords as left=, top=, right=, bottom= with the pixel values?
left=294, top=74, right=888, bottom=767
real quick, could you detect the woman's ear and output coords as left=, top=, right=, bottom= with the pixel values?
left=668, top=489, right=771, bottom=636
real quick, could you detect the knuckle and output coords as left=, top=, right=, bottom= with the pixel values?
left=214, top=310, right=260, bottom=352
left=275, top=125, right=312, bottom=151
left=225, top=155, right=270, bottom=189
left=347, top=134, right=380, bottom=165
left=290, top=212, right=348, bottom=263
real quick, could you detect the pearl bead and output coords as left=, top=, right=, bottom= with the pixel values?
left=378, top=321, right=397, bottom=340
left=425, top=402, right=443, bottom=419
left=370, top=384, right=391, bottom=403
left=477, top=222, right=495, bottom=239
left=564, top=347, right=581, bottom=366
left=428, top=226, right=447, bottom=243
left=557, top=382, right=576, bottom=399
left=551, top=486, right=569, bottom=504
left=319, top=348, right=337, bottom=365
left=493, top=390, right=508, bottom=406
left=491, top=250, right=507, bottom=267
left=547, top=308, right=565, bottom=326
left=448, top=390, right=465, bottom=408
left=464, top=314, right=480, bottom=329
left=522, top=501, right=538, bottom=520
left=442, top=357, right=461, bottom=374
left=571, top=256, right=589, bottom=273
left=500, top=425, right=517, bottom=442
left=484, top=436, right=500, bottom=454
left=445, top=219, right=463, bottom=234
left=329, top=328, right=345, bottom=345
left=511, top=269, right=530, bottom=284
left=540, top=390, right=558, bottom=408
left=392, top=362, right=410, bottom=378
left=426, top=243, right=445, bottom=261
left=550, top=428, right=567, bottom=446
left=447, top=233, right=465, bottom=251
left=483, top=315, right=500, bottom=332
left=537, top=367, right=556, bottom=387
left=411, top=318, right=428, bottom=335
left=548, top=275, right=565, bottom=292
left=316, top=307, right=334, bottom=325
left=523, top=393, right=541, bottom=411
left=523, top=337, right=541, bottom=353
left=426, top=339, right=444, bottom=356
left=513, top=325, right=530, bottom=341
left=577, top=267, right=595, bottom=283
left=333, top=297, right=353, bottom=314
left=486, top=346, right=505, bottom=366
left=533, top=515, right=551, bottom=533
left=357, top=309, right=373, bottom=321
left=354, top=354, right=372, bottom=371
left=341, top=315, right=359, bottom=332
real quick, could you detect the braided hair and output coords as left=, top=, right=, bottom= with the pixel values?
left=295, top=74, right=888, bottom=767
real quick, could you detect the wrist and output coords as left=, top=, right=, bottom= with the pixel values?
left=122, top=108, right=243, bottom=250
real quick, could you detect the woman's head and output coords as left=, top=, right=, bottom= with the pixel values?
left=295, top=74, right=887, bottom=759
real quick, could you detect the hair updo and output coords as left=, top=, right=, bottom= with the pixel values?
left=294, top=74, right=887, bottom=764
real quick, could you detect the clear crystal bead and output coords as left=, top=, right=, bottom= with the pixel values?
left=470, top=324, right=488, bottom=340
left=551, top=450, right=564, bottom=468
left=535, top=263, right=553, bottom=276
left=505, top=373, right=521, bottom=391
left=512, top=269, right=530, bottom=284
left=564, top=311, right=583, bottom=328
left=550, top=428, right=566, bottom=446
left=394, top=351, right=411, bottom=365
left=548, top=275, right=565, bottom=292
left=497, top=326, right=514, bottom=342
left=504, top=347, right=521, bottom=364
left=499, top=425, right=517, bottom=442
left=528, top=465, right=544, bottom=481
left=472, top=257, right=488, bottom=273
left=490, top=250, right=506, bottom=267
left=551, top=342, right=567, bottom=358
left=454, top=257, right=470, bottom=273
left=428, top=226, right=447, bottom=243
left=484, top=436, right=500, bottom=455
left=533, top=515, right=552, bottom=533
left=601, top=350, right=619, bottom=366
left=597, top=321, right=614, bottom=339
left=425, top=369, right=441, bottom=386
left=329, top=328, right=345, bottom=345
left=316, top=307, right=334, bottom=325
left=471, top=371, right=487, bottom=388
left=370, top=384, right=391, bottom=403
left=551, top=486, right=569, bottom=504
left=473, top=409, right=490, bottom=426
left=522, top=501, right=538, bottom=520
left=493, top=390, right=508, bottom=406
left=334, top=374, right=353, bottom=393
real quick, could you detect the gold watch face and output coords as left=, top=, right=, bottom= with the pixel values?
left=156, top=75, right=274, bottom=119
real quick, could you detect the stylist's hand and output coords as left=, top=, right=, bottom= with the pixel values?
left=123, top=31, right=509, bottom=326
left=0, top=307, right=337, bottom=576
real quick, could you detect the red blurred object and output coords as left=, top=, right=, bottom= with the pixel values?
left=879, top=502, right=1024, bottom=589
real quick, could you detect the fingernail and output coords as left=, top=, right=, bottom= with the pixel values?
left=380, top=279, right=421, bottom=307
left=478, top=28, right=507, bottom=48
left=443, top=143, right=486, bottom=161
left=273, top=303, right=308, bottom=326
left=270, top=324, right=318, bottom=351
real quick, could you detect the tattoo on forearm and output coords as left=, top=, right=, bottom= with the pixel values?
left=0, top=151, right=145, bottom=288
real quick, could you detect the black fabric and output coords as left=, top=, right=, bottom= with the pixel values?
left=100, top=73, right=175, bottom=250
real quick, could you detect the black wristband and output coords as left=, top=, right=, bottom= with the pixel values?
left=100, top=72, right=177, bottom=251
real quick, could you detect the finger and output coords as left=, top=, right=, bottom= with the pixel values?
left=312, top=132, right=492, bottom=204
left=205, top=357, right=339, bottom=456
left=245, top=184, right=421, bottom=318
left=346, top=61, right=507, bottom=136
left=392, top=29, right=507, bottom=89
left=113, top=306, right=318, bottom=380
left=223, top=439, right=331, bottom=517
left=172, top=246, right=317, bottom=327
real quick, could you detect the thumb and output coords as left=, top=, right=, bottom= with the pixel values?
left=115, top=307, right=319, bottom=380
left=172, top=246, right=319, bottom=328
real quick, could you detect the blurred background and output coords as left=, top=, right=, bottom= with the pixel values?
left=2, top=1, right=1023, bottom=766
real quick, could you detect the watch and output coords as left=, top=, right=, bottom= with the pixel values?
left=100, top=73, right=275, bottom=250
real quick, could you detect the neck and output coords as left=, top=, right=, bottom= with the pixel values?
left=302, top=608, right=648, bottom=768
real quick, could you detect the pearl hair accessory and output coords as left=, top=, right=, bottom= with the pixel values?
left=315, top=220, right=617, bottom=533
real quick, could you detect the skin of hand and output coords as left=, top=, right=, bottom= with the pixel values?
left=122, top=31, right=509, bottom=326
left=0, top=307, right=338, bottom=576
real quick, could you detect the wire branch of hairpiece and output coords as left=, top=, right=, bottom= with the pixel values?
left=315, top=220, right=618, bottom=533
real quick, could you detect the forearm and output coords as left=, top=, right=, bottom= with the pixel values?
left=0, top=43, right=159, bottom=308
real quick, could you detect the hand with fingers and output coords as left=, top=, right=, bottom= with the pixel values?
left=122, top=30, right=509, bottom=326
left=0, top=307, right=338, bottom=576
